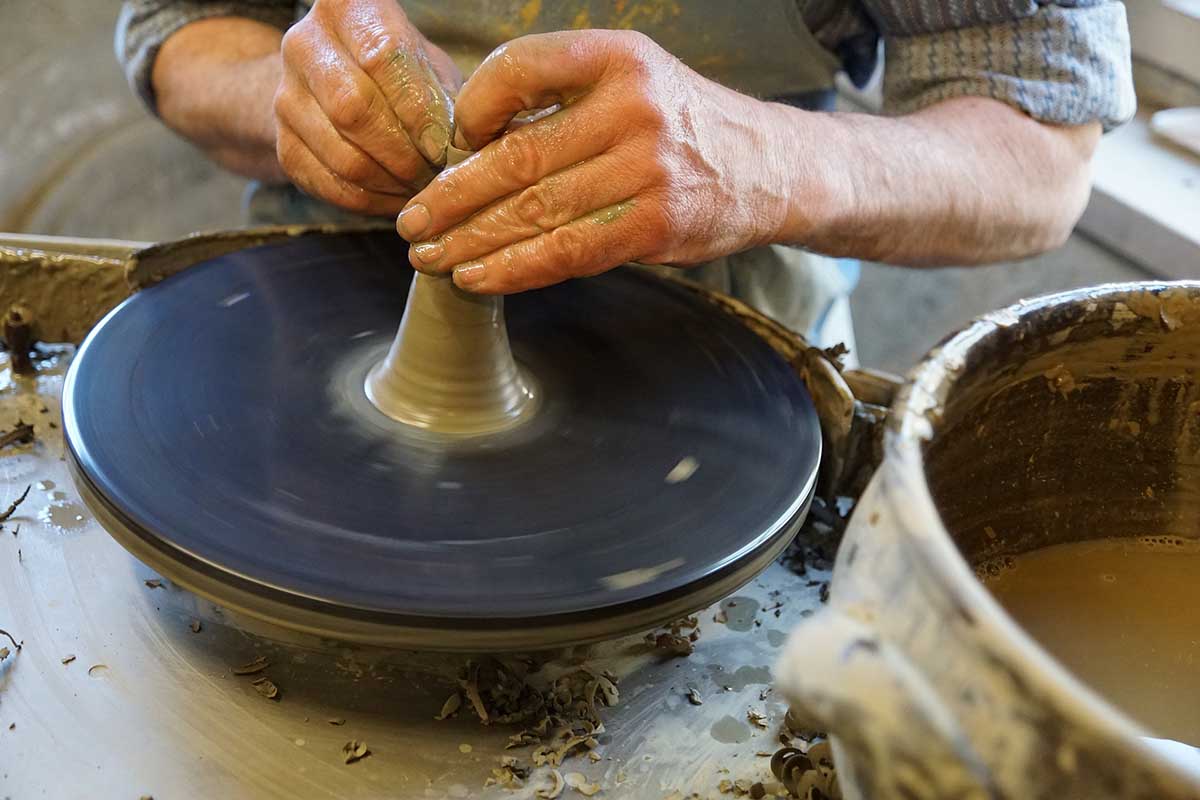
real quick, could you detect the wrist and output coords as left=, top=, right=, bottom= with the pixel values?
left=726, top=96, right=798, bottom=250
left=239, top=52, right=284, bottom=152
left=756, top=103, right=857, bottom=252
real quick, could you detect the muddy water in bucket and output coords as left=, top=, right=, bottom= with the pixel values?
left=981, top=536, right=1200, bottom=744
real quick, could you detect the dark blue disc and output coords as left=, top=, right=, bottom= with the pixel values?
left=64, top=231, right=820, bottom=633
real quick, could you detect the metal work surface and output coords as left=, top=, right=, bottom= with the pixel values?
left=60, top=231, right=820, bottom=649
left=0, top=348, right=827, bottom=797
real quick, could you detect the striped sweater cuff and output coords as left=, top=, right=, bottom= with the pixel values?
left=882, top=1, right=1136, bottom=130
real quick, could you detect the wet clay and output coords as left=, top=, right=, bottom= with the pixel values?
left=363, top=273, right=539, bottom=434
left=0, top=246, right=128, bottom=344
left=982, top=536, right=1200, bottom=744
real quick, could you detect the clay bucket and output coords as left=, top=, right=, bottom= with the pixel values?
left=777, top=282, right=1200, bottom=800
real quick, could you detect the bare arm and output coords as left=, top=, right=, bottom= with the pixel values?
left=764, top=96, right=1101, bottom=266
left=152, top=17, right=285, bottom=182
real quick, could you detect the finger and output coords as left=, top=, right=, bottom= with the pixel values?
left=407, top=153, right=651, bottom=274
left=275, top=78, right=414, bottom=195
left=454, top=31, right=624, bottom=150
left=398, top=100, right=619, bottom=241
left=329, top=2, right=454, bottom=164
left=276, top=122, right=410, bottom=216
left=449, top=200, right=648, bottom=295
left=282, top=25, right=435, bottom=186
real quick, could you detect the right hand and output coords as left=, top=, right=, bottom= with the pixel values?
left=273, top=0, right=462, bottom=215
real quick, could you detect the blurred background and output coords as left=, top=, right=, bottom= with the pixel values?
left=2, top=0, right=1197, bottom=372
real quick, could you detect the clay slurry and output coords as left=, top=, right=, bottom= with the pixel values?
left=982, top=536, right=1200, bottom=744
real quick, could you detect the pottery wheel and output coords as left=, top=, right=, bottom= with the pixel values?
left=62, top=230, right=820, bottom=650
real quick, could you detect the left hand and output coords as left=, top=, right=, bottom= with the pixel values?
left=395, top=30, right=790, bottom=294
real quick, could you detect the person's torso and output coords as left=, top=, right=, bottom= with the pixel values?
left=293, top=0, right=839, bottom=98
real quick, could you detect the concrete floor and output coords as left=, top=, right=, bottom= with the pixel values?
left=0, top=0, right=1156, bottom=372
left=0, top=1, right=247, bottom=241
left=851, top=241, right=1155, bottom=371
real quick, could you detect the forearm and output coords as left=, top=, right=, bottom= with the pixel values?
left=766, top=96, right=1101, bottom=266
left=152, top=17, right=285, bottom=182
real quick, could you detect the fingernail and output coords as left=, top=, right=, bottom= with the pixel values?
left=417, top=123, right=449, bottom=163
left=452, top=128, right=469, bottom=151
left=412, top=240, right=444, bottom=265
left=397, top=203, right=431, bottom=240
left=453, top=263, right=486, bottom=288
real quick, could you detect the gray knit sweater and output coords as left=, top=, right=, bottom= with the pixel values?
left=116, top=0, right=1134, bottom=130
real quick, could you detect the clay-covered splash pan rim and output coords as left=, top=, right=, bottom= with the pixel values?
left=0, top=223, right=396, bottom=346
left=887, top=281, right=1200, bottom=782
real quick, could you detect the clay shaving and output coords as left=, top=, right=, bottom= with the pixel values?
left=0, top=485, right=30, bottom=522
left=645, top=615, right=700, bottom=657
left=446, top=657, right=620, bottom=791
left=231, top=655, right=269, bottom=675
left=719, top=779, right=752, bottom=796
left=531, top=730, right=600, bottom=768
left=251, top=676, right=279, bottom=700
left=434, top=691, right=462, bottom=720
left=455, top=658, right=617, bottom=730
left=564, top=771, right=602, bottom=796
left=0, top=421, right=34, bottom=449
left=771, top=740, right=840, bottom=799
left=717, top=779, right=775, bottom=798
left=536, top=769, right=564, bottom=799
left=484, top=756, right=530, bottom=789
left=342, top=739, right=370, bottom=764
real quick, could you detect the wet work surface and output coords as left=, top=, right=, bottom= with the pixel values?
left=0, top=349, right=831, bottom=799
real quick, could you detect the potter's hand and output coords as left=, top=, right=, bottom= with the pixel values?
left=395, top=31, right=786, bottom=293
left=273, top=0, right=462, bottom=215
